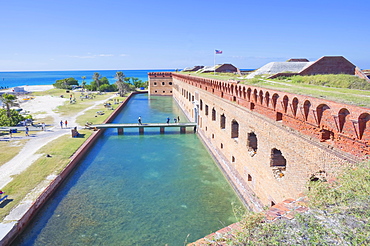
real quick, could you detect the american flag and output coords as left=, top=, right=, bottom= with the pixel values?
left=215, top=50, right=223, bottom=54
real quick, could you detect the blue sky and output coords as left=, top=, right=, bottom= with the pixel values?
left=0, top=0, right=369, bottom=71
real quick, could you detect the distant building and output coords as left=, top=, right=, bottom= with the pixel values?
left=247, top=56, right=366, bottom=80
left=199, top=63, right=240, bottom=74
left=182, top=66, right=204, bottom=72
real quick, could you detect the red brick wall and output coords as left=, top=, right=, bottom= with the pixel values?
left=157, top=72, right=370, bottom=211
left=300, top=56, right=355, bottom=75
left=173, top=73, right=370, bottom=159
left=148, top=72, right=173, bottom=96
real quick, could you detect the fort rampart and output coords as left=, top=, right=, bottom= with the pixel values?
left=150, top=72, right=370, bottom=211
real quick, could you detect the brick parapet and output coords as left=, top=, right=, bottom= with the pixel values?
left=148, top=72, right=173, bottom=96
left=172, top=73, right=370, bottom=159
left=171, top=73, right=359, bottom=209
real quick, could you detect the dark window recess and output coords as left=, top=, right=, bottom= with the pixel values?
left=270, top=148, right=286, bottom=167
left=276, top=112, right=283, bottom=121
left=247, top=132, right=257, bottom=153
left=231, top=120, right=239, bottom=138
left=270, top=148, right=286, bottom=179
left=320, top=129, right=334, bottom=141
left=220, top=114, right=226, bottom=129
left=212, top=108, right=216, bottom=121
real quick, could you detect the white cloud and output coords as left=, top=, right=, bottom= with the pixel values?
left=66, top=53, right=115, bottom=59
left=98, top=54, right=114, bottom=57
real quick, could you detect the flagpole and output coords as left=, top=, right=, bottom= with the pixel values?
left=214, top=50, right=216, bottom=75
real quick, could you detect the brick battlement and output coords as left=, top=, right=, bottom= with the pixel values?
left=148, top=72, right=173, bottom=77
left=172, top=73, right=370, bottom=159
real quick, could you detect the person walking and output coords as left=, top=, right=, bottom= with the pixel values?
left=25, top=126, right=29, bottom=136
left=41, top=122, right=46, bottom=131
left=166, top=117, right=170, bottom=124
left=174, top=118, right=177, bottom=123
left=177, top=116, right=180, bottom=123
left=9, top=129, right=12, bottom=138
left=138, top=116, right=142, bottom=125
left=60, top=120, right=63, bottom=128
left=65, top=120, right=68, bottom=128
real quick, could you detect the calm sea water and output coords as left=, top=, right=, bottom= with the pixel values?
left=13, top=94, right=243, bottom=245
left=0, top=70, right=173, bottom=88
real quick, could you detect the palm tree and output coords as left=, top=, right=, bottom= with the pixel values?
left=115, top=71, right=129, bottom=97
left=0, top=93, right=17, bottom=118
left=81, top=76, right=86, bottom=89
left=63, top=78, right=69, bottom=89
left=92, top=72, right=101, bottom=90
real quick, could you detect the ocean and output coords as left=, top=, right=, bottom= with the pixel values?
left=0, top=69, right=175, bottom=88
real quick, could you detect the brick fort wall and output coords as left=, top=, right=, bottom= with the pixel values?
left=150, top=72, right=370, bottom=211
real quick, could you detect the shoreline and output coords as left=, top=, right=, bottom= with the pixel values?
left=1, top=84, right=54, bottom=93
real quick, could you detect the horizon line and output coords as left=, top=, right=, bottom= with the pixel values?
left=0, top=68, right=179, bottom=72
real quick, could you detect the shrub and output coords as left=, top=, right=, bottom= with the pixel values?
left=0, top=109, right=25, bottom=126
left=53, top=78, right=79, bottom=89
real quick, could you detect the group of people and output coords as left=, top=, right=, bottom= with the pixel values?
left=137, top=116, right=180, bottom=124
left=60, top=120, right=68, bottom=128
left=167, top=116, right=180, bottom=124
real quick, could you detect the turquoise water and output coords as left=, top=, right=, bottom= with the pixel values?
left=13, top=94, right=243, bottom=245
left=0, top=69, right=173, bottom=88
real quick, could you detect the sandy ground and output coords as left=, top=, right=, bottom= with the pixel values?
left=0, top=85, right=113, bottom=189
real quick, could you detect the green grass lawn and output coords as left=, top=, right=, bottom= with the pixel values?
left=178, top=72, right=370, bottom=108
left=0, top=91, right=128, bottom=221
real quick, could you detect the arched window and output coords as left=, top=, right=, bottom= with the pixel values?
left=212, top=108, right=216, bottom=121
left=282, top=96, right=289, bottom=113
left=259, top=90, right=263, bottom=104
left=220, top=114, right=226, bottom=129
left=253, top=89, right=258, bottom=102
left=265, top=91, right=270, bottom=107
left=338, top=108, right=350, bottom=132
left=316, top=104, right=330, bottom=125
left=292, top=97, right=298, bottom=116
left=359, top=113, right=370, bottom=140
left=231, top=120, right=239, bottom=138
left=303, top=100, right=311, bottom=121
left=247, top=88, right=251, bottom=101
left=272, top=93, right=279, bottom=110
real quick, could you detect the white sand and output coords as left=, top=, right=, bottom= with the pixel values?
left=0, top=85, right=115, bottom=189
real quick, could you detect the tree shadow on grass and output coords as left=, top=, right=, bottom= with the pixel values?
left=0, top=198, right=13, bottom=208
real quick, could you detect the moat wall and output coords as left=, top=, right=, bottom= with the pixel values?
left=149, top=72, right=370, bottom=211
left=0, top=93, right=137, bottom=246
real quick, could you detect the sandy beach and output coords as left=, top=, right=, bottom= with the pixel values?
left=0, top=85, right=113, bottom=189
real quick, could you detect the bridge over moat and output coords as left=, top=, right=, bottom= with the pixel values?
left=90, top=122, right=197, bottom=134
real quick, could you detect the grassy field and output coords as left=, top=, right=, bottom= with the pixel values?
left=0, top=132, right=91, bottom=220
left=0, top=90, right=128, bottom=220
left=178, top=72, right=370, bottom=108
left=0, top=138, right=29, bottom=168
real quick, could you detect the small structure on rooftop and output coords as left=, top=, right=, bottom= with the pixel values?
left=199, top=63, right=240, bottom=74
left=182, top=65, right=204, bottom=72
left=247, top=56, right=359, bottom=79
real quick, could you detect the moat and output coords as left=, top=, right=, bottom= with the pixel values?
left=13, top=94, right=243, bottom=245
